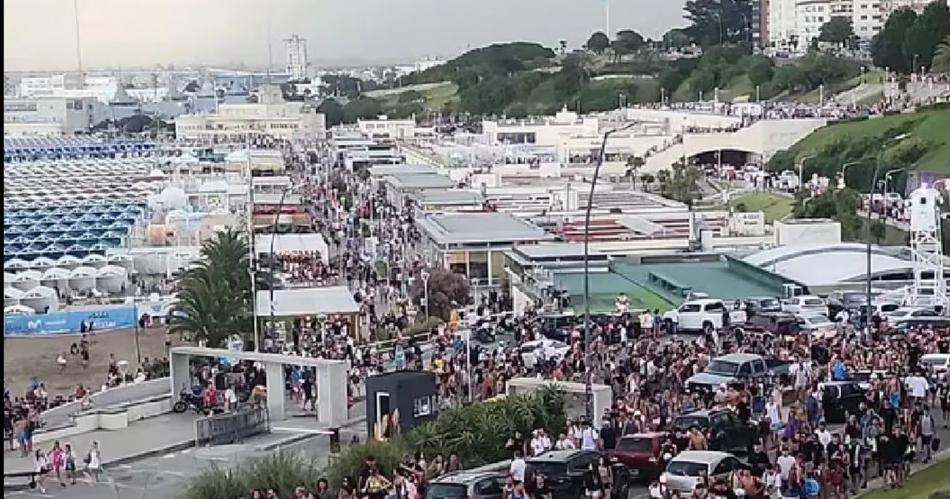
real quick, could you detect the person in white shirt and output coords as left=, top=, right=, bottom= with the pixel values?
left=509, top=451, right=526, bottom=482
left=530, top=432, right=546, bottom=456
left=555, top=433, right=575, bottom=450
left=579, top=421, right=599, bottom=451
left=906, top=374, right=930, bottom=401
left=815, top=423, right=832, bottom=448
left=776, top=448, right=796, bottom=481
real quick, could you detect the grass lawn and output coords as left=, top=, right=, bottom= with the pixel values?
left=860, top=458, right=950, bottom=499
left=422, top=82, right=459, bottom=112
left=784, top=107, right=950, bottom=173
left=788, top=70, right=884, bottom=103
left=729, top=192, right=795, bottom=223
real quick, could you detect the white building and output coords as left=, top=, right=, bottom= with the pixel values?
left=393, top=57, right=444, bottom=77
left=795, top=0, right=833, bottom=48
left=285, top=35, right=309, bottom=81
left=481, top=108, right=599, bottom=147
left=2, top=97, right=97, bottom=135
left=768, top=0, right=801, bottom=50
left=18, top=74, right=121, bottom=103
left=175, top=85, right=326, bottom=141
left=357, top=116, right=416, bottom=139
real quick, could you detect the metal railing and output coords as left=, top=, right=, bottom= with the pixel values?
left=194, top=405, right=270, bottom=447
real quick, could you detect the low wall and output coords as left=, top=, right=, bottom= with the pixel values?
left=40, top=378, right=170, bottom=427
left=31, top=396, right=171, bottom=445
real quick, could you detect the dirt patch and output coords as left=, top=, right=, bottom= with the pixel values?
left=3, top=327, right=184, bottom=397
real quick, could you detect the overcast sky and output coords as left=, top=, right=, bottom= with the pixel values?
left=3, top=0, right=687, bottom=71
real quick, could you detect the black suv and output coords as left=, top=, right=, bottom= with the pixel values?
left=525, top=449, right=631, bottom=499
left=670, top=409, right=758, bottom=454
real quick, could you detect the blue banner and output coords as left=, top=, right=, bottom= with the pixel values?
left=4, top=306, right=137, bottom=336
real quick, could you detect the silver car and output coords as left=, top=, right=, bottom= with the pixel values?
left=661, top=451, right=746, bottom=493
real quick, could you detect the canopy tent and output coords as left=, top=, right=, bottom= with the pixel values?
left=254, top=233, right=330, bottom=265
left=82, top=253, right=108, bottom=268
left=11, top=270, right=42, bottom=291
left=28, top=256, right=57, bottom=269
left=95, top=265, right=129, bottom=294
left=69, top=266, right=98, bottom=292
left=41, top=267, right=72, bottom=290
left=56, top=255, right=83, bottom=268
left=4, top=258, right=30, bottom=271
left=20, top=285, right=59, bottom=312
left=4, top=304, right=36, bottom=316
left=4, top=287, right=25, bottom=307
left=255, top=286, right=360, bottom=317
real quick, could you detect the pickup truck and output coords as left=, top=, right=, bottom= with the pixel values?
left=686, top=353, right=792, bottom=391
left=663, top=299, right=747, bottom=334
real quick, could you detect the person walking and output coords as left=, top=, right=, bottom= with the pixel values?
left=49, top=440, right=67, bottom=487
left=64, top=443, right=77, bottom=485
left=83, top=441, right=101, bottom=484
left=33, top=449, right=50, bottom=493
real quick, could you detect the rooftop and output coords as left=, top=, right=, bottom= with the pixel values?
left=383, top=173, right=455, bottom=191
left=417, top=212, right=554, bottom=246
left=743, top=243, right=914, bottom=286
left=255, top=286, right=359, bottom=317
left=408, top=189, right=485, bottom=206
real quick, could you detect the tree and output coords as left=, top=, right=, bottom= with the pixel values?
left=342, top=97, right=383, bottom=123
left=819, top=16, right=854, bottom=46
left=586, top=31, right=611, bottom=54
left=641, top=173, right=656, bottom=192
left=611, top=30, right=645, bottom=62
left=169, top=228, right=253, bottom=349
left=747, top=56, right=775, bottom=86
left=317, top=98, right=344, bottom=127
left=903, top=1, right=950, bottom=72
left=872, top=8, right=919, bottom=73
left=691, top=68, right=718, bottom=95
left=663, top=28, right=693, bottom=49
left=870, top=221, right=887, bottom=244
left=934, top=35, right=950, bottom=71
left=183, top=80, right=200, bottom=93
left=658, top=161, right=703, bottom=203
left=684, top=0, right=753, bottom=47
left=410, top=269, right=473, bottom=321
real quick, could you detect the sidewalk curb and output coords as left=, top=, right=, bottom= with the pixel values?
left=254, top=433, right=317, bottom=452
left=3, top=439, right=195, bottom=491
left=852, top=447, right=950, bottom=498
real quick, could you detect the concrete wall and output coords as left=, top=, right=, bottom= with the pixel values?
left=622, top=108, right=743, bottom=133
left=774, top=219, right=842, bottom=246
left=40, top=378, right=170, bottom=427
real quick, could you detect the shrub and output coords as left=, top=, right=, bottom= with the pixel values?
left=180, top=453, right=323, bottom=499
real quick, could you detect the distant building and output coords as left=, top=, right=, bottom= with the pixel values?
left=284, top=35, right=309, bottom=81
left=357, top=116, right=417, bottom=139
left=174, top=84, right=326, bottom=141
left=18, top=74, right=120, bottom=103
left=751, top=0, right=770, bottom=49
left=3, top=97, right=97, bottom=136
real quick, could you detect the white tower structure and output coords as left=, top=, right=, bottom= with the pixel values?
left=907, top=185, right=948, bottom=310
left=284, top=35, right=309, bottom=81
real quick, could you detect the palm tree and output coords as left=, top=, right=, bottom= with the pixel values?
left=169, top=228, right=253, bottom=348
left=933, top=36, right=950, bottom=72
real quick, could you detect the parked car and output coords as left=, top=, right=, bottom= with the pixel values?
left=519, top=339, right=570, bottom=368
left=608, top=432, right=668, bottom=482
left=525, top=450, right=631, bottom=499
left=664, top=299, right=747, bottom=334
left=818, top=381, right=866, bottom=424
left=736, top=312, right=801, bottom=336
left=425, top=471, right=505, bottom=499
left=884, top=307, right=941, bottom=322
left=892, top=317, right=950, bottom=331
left=796, top=313, right=836, bottom=339
left=661, top=451, right=747, bottom=493
left=826, top=291, right=867, bottom=318
left=741, top=296, right=783, bottom=317
left=685, top=353, right=792, bottom=392
left=782, top=295, right=827, bottom=316
left=670, top=409, right=758, bottom=454
left=920, top=353, right=950, bottom=380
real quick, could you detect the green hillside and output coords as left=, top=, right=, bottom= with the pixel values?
left=768, top=106, right=950, bottom=184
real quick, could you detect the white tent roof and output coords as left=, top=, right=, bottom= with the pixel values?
left=4, top=304, right=35, bottom=315
left=83, top=254, right=108, bottom=264
left=96, top=265, right=128, bottom=277
left=57, top=255, right=82, bottom=266
left=254, top=233, right=329, bottom=256
left=42, top=267, right=72, bottom=280
left=255, top=286, right=360, bottom=317
left=4, top=288, right=25, bottom=300
left=106, top=254, right=133, bottom=263
left=13, top=270, right=43, bottom=282
left=29, top=257, right=57, bottom=268
left=4, top=258, right=30, bottom=270
left=22, top=286, right=57, bottom=299
left=70, top=266, right=98, bottom=278
left=4, top=272, right=15, bottom=286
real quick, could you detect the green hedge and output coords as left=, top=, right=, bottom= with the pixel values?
left=181, top=386, right=566, bottom=498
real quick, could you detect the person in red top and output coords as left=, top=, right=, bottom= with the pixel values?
left=203, top=383, right=218, bottom=415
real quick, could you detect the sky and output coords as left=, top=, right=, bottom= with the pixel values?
left=3, top=0, right=687, bottom=71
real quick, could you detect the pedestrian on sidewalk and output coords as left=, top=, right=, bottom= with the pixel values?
left=32, top=449, right=50, bottom=493
left=82, top=441, right=101, bottom=484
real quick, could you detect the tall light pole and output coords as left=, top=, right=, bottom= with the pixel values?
left=583, top=121, right=637, bottom=423
left=796, top=155, right=815, bottom=192
left=839, top=161, right=862, bottom=189
left=266, top=185, right=298, bottom=352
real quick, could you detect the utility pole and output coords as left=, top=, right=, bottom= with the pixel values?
left=73, top=0, right=84, bottom=88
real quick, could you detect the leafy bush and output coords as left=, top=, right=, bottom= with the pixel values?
left=180, top=453, right=323, bottom=499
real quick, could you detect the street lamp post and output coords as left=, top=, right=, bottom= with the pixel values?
left=839, top=161, right=862, bottom=189
left=583, top=121, right=637, bottom=423
left=421, top=269, right=430, bottom=321
left=796, top=155, right=816, bottom=192
left=266, top=185, right=297, bottom=352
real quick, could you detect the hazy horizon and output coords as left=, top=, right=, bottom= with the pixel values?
left=3, top=0, right=687, bottom=72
